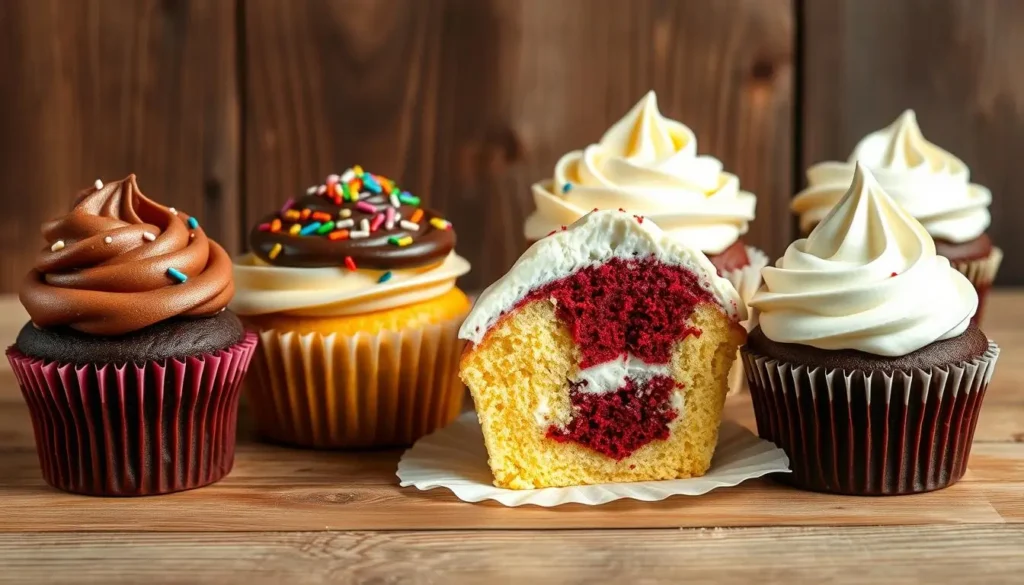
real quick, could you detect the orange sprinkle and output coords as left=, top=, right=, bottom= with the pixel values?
left=284, top=210, right=300, bottom=220
left=350, top=179, right=362, bottom=194
left=270, top=218, right=282, bottom=232
left=328, top=229, right=350, bottom=241
left=312, top=211, right=332, bottom=222
left=410, top=209, right=424, bottom=223
left=300, top=208, right=312, bottom=220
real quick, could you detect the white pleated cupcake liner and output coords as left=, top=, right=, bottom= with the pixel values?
left=397, top=412, right=790, bottom=507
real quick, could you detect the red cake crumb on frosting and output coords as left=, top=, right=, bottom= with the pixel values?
left=519, top=257, right=717, bottom=368
left=547, top=375, right=679, bottom=460
left=516, top=257, right=718, bottom=458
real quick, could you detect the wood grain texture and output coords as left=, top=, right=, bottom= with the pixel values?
left=243, top=0, right=794, bottom=289
left=0, top=0, right=240, bottom=292
left=2, top=526, right=1024, bottom=585
left=801, top=0, right=1024, bottom=284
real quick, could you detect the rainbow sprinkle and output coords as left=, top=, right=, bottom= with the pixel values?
left=329, top=229, right=350, bottom=241
left=370, top=213, right=385, bottom=232
left=410, top=209, right=424, bottom=223
left=268, top=243, right=283, bottom=260
left=378, top=271, right=393, bottom=283
left=300, top=222, right=322, bottom=236
left=316, top=221, right=335, bottom=235
left=166, top=267, right=188, bottom=284
left=284, top=210, right=301, bottom=220
left=187, top=217, right=199, bottom=230
left=398, top=192, right=420, bottom=206
left=400, top=220, right=419, bottom=231
left=51, top=240, right=65, bottom=252
left=344, top=256, right=357, bottom=271
left=430, top=218, right=451, bottom=230
left=270, top=219, right=282, bottom=232
left=356, top=201, right=376, bottom=214
left=336, top=218, right=355, bottom=229
left=339, top=208, right=352, bottom=219
left=387, top=235, right=413, bottom=247
left=280, top=197, right=295, bottom=215
left=289, top=224, right=302, bottom=235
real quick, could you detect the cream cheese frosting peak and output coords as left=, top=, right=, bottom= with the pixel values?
left=753, top=163, right=977, bottom=357
left=461, top=209, right=745, bottom=345
left=525, top=91, right=756, bottom=254
left=793, top=109, right=991, bottom=243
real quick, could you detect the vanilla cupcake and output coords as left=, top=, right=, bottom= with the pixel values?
left=792, top=110, right=1000, bottom=321
left=745, top=163, right=1000, bottom=495
left=232, top=168, right=472, bottom=448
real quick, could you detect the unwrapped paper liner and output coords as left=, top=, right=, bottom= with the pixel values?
left=722, top=245, right=769, bottom=396
left=949, top=246, right=1002, bottom=323
left=742, top=340, right=999, bottom=495
left=6, top=332, right=257, bottom=496
left=397, top=412, right=790, bottom=507
left=245, top=314, right=466, bottom=448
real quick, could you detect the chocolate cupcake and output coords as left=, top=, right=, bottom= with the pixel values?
left=744, top=163, right=999, bottom=496
left=792, top=110, right=1001, bottom=321
left=232, top=167, right=471, bottom=448
left=7, top=175, right=256, bottom=496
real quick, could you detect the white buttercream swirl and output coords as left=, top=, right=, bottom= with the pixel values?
left=525, top=91, right=756, bottom=255
left=461, top=209, right=745, bottom=345
left=793, top=110, right=991, bottom=243
left=230, top=252, right=471, bottom=317
left=752, top=163, right=977, bottom=357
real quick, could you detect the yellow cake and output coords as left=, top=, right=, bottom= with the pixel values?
left=459, top=210, right=747, bottom=489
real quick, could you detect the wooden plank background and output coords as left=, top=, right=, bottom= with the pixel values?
left=0, top=0, right=1019, bottom=291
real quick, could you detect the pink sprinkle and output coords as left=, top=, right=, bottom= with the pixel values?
left=385, top=207, right=396, bottom=229
left=317, top=185, right=327, bottom=195
left=326, top=173, right=340, bottom=184
left=258, top=222, right=271, bottom=232
left=370, top=213, right=385, bottom=232
left=279, top=197, right=295, bottom=215
left=356, top=201, right=377, bottom=214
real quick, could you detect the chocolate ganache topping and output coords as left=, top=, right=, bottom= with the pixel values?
left=20, top=175, right=234, bottom=336
left=249, top=167, right=455, bottom=269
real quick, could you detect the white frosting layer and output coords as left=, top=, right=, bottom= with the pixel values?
left=752, top=163, right=977, bottom=356
left=230, top=251, right=471, bottom=317
left=793, top=110, right=991, bottom=243
left=525, top=91, right=756, bottom=254
left=570, top=354, right=672, bottom=394
left=460, top=210, right=745, bottom=344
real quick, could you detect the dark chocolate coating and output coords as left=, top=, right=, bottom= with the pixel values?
left=15, top=310, right=245, bottom=365
left=935, top=233, right=993, bottom=264
left=250, top=194, right=455, bottom=269
left=707, top=238, right=750, bottom=274
left=745, top=322, right=989, bottom=372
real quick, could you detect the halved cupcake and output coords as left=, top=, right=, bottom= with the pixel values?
left=460, top=210, right=746, bottom=489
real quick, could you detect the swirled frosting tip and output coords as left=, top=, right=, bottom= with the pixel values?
left=249, top=167, right=456, bottom=269
left=21, top=174, right=235, bottom=336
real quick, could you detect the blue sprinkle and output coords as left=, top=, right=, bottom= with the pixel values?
left=363, top=174, right=382, bottom=193
left=187, top=217, right=199, bottom=229
left=299, top=222, right=322, bottom=236
left=562, top=183, right=573, bottom=193
left=378, top=271, right=393, bottom=284
left=166, top=267, right=188, bottom=284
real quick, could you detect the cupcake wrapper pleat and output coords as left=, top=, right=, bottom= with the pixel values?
left=949, top=247, right=1002, bottom=323
left=6, top=332, right=257, bottom=497
left=742, top=341, right=1000, bottom=495
left=722, top=245, right=768, bottom=396
left=246, top=315, right=466, bottom=448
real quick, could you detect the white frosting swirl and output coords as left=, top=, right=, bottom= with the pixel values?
left=751, top=163, right=977, bottom=357
left=793, top=110, right=991, bottom=243
left=230, top=252, right=470, bottom=317
left=525, top=91, right=756, bottom=255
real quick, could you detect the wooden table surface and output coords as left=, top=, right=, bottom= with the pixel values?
left=0, top=293, right=1022, bottom=584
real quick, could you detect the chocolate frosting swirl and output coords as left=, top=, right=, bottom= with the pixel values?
left=249, top=170, right=455, bottom=269
left=20, top=175, right=234, bottom=336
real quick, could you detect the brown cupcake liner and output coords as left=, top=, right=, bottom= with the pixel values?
left=722, top=245, right=768, bottom=396
left=742, top=340, right=999, bottom=495
left=6, top=332, right=257, bottom=497
left=245, top=315, right=467, bottom=448
left=949, top=247, right=1002, bottom=323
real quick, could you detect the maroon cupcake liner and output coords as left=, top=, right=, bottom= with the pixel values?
left=949, top=246, right=1002, bottom=324
left=6, top=331, right=257, bottom=497
left=742, top=341, right=999, bottom=496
